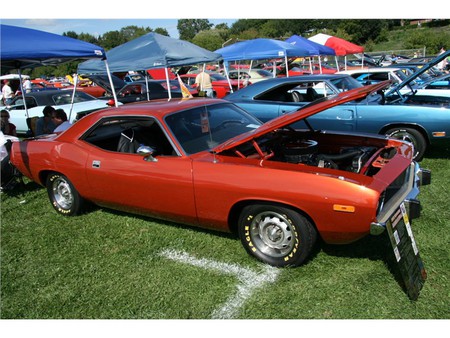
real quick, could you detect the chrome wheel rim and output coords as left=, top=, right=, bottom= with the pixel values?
left=249, top=211, right=295, bottom=257
left=52, top=177, right=73, bottom=210
left=388, top=130, right=418, bottom=156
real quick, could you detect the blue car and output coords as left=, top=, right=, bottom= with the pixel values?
left=226, top=73, right=450, bottom=160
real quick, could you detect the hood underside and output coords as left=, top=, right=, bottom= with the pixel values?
left=214, top=81, right=390, bottom=154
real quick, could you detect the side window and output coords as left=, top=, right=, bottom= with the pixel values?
left=81, top=117, right=177, bottom=156
left=9, top=96, right=38, bottom=109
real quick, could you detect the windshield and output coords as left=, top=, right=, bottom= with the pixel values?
left=165, top=103, right=261, bottom=155
left=330, top=76, right=363, bottom=92
left=52, top=91, right=96, bottom=104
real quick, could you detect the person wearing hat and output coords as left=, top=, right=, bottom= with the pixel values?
left=1, top=80, right=15, bottom=105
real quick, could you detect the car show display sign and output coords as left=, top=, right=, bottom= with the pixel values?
left=386, top=203, right=427, bottom=300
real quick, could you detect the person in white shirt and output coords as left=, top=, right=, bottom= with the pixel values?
left=195, top=66, right=214, bottom=98
left=22, top=78, right=32, bottom=93
left=437, top=46, right=448, bottom=72
left=52, top=109, right=72, bottom=133
left=1, top=80, right=15, bottom=105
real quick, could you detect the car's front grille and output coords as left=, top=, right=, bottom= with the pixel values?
left=376, top=165, right=411, bottom=223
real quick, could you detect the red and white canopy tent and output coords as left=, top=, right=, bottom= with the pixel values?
left=308, top=33, right=365, bottom=71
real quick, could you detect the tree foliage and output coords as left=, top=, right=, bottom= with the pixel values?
left=177, top=19, right=213, bottom=41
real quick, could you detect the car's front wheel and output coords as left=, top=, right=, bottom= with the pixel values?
left=46, top=172, right=84, bottom=216
left=238, top=204, right=317, bottom=267
left=385, top=127, right=427, bottom=161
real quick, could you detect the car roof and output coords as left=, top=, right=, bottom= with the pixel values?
left=225, top=74, right=352, bottom=98
left=339, top=67, right=401, bottom=73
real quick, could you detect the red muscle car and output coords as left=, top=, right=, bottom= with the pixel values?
left=10, top=83, right=429, bottom=267
left=179, top=73, right=245, bottom=98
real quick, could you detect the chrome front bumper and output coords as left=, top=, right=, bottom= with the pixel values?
left=370, top=163, right=431, bottom=235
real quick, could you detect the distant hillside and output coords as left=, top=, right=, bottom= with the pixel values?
left=368, top=24, right=450, bottom=56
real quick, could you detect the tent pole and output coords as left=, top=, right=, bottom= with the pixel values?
left=68, top=74, right=77, bottom=122
left=318, top=56, right=323, bottom=74
left=285, top=54, right=289, bottom=78
left=335, top=56, right=339, bottom=72
left=17, top=69, right=29, bottom=119
left=165, top=68, right=171, bottom=100
left=145, top=72, right=150, bottom=101
left=223, top=61, right=233, bottom=92
left=104, top=60, right=119, bottom=107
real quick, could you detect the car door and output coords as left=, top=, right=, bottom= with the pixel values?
left=82, top=117, right=198, bottom=225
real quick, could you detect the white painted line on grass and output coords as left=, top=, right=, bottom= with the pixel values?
left=159, top=249, right=280, bottom=319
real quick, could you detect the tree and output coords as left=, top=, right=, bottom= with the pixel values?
left=177, top=19, right=213, bottom=41
left=154, top=27, right=169, bottom=36
left=192, top=29, right=224, bottom=51
left=120, top=25, right=152, bottom=41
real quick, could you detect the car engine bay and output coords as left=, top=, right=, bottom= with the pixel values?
left=226, top=129, right=398, bottom=176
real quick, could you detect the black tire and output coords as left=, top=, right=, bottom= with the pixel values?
left=238, top=204, right=317, bottom=267
left=46, top=173, right=84, bottom=216
left=385, top=127, right=427, bottom=161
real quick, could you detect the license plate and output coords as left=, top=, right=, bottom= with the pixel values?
left=386, top=202, right=427, bottom=300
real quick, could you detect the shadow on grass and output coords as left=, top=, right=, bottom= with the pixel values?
left=320, top=234, right=413, bottom=299
left=423, top=142, right=450, bottom=160
left=1, top=178, right=42, bottom=198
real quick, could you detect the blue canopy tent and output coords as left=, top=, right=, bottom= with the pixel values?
left=0, top=24, right=119, bottom=113
left=78, top=32, right=222, bottom=99
left=285, top=35, right=336, bottom=74
left=214, top=38, right=317, bottom=81
left=285, top=35, right=336, bottom=56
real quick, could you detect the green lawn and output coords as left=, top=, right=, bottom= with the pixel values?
left=1, top=144, right=449, bottom=320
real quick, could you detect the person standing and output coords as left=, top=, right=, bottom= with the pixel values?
left=195, top=66, right=214, bottom=98
left=22, top=78, right=32, bottom=94
left=437, top=46, right=448, bottom=72
left=52, top=109, right=72, bottom=133
left=1, top=110, right=17, bottom=137
left=1, top=80, right=15, bottom=105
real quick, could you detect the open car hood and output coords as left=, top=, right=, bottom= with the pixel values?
left=385, top=50, right=450, bottom=97
left=213, top=81, right=390, bottom=154
left=81, top=74, right=125, bottom=94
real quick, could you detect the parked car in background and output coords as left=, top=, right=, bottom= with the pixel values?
left=10, top=84, right=430, bottom=268
left=115, top=81, right=182, bottom=104
left=5, top=90, right=117, bottom=134
left=227, top=69, right=273, bottom=84
left=338, top=67, right=408, bottom=86
left=226, top=74, right=450, bottom=160
left=420, top=73, right=450, bottom=90
left=179, top=73, right=245, bottom=98
left=340, top=51, right=450, bottom=106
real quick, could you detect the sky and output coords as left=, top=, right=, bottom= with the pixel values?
left=2, top=0, right=441, bottom=40
left=0, top=18, right=237, bottom=39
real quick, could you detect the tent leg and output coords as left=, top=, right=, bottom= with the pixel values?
left=17, top=69, right=29, bottom=119
left=104, top=60, right=119, bottom=107
left=165, top=68, right=171, bottom=100
left=68, top=74, right=78, bottom=122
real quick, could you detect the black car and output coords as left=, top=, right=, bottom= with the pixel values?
left=115, top=81, right=183, bottom=104
left=81, top=74, right=193, bottom=104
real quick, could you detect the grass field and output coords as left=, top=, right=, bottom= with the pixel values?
left=1, top=144, right=449, bottom=322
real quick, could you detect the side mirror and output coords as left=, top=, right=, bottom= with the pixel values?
left=137, top=145, right=158, bottom=162
left=106, top=99, right=115, bottom=107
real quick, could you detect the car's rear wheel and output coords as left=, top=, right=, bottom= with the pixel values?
left=46, top=172, right=84, bottom=216
left=238, top=204, right=317, bottom=267
left=385, top=127, right=427, bottom=161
